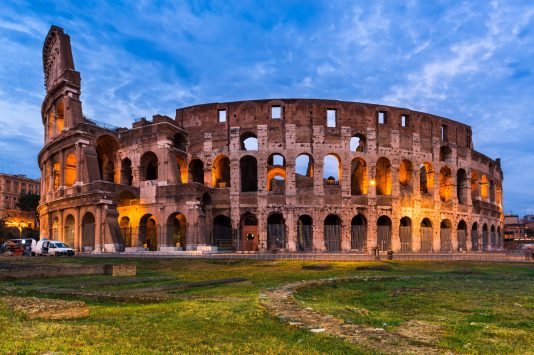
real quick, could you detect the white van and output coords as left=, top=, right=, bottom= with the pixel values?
left=31, top=239, right=75, bottom=256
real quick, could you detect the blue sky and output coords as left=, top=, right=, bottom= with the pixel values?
left=0, top=1, right=533, bottom=214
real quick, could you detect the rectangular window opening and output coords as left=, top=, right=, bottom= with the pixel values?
left=378, top=111, right=386, bottom=124
left=271, top=106, right=282, bottom=119
left=218, top=109, right=227, bottom=123
left=327, top=109, right=336, bottom=127
left=401, top=114, right=409, bottom=127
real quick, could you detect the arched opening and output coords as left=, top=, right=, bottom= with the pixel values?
left=64, top=214, right=75, bottom=247
left=268, top=153, right=285, bottom=167
left=140, top=151, right=158, bottom=181
left=349, top=134, right=366, bottom=152
left=351, top=214, right=367, bottom=251
left=240, top=133, right=258, bottom=151
left=457, top=220, right=467, bottom=252
left=324, top=214, right=342, bottom=252
left=490, top=225, right=496, bottom=249
left=440, top=219, right=452, bottom=252
left=64, top=153, right=76, bottom=187
left=351, top=158, right=368, bottom=195
left=496, top=182, right=503, bottom=206
left=52, top=159, right=60, bottom=190
left=439, top=166, right=453, bottom=202
left=81, top=212, right=95, bottom=252
left=296, top=215, right=313, bottom=252
left=96, top=135, right=118, bottom=182
left=267, top=154, right=286, bottom=193
left=176, top=156, right=188, bottom=183
left=482, top=223, right=489, bottom=251
left=54, top=101, right=65, bottom=136
left=52, top=217, right=59, bottom=240
left=497, top=226, right=502, bottom=249
left=240, top=156, right=258, bottom=192
left=295, top=154, right=314, bottom=189
left=166, top=213, right=187, bottom=250
left=268, top=172, right=286, bottom=193
left=323, top=154, right=341, bottom=185
left=267, top=213, right=286, bottom=251
left=439, top=146, right=452, bottom=162
left=173, top=132, right=187, bottom=151
left=377, top=216, right=392, bottom=251
left=139, top=214, right=157, bottom=251
left=400, top=217, right=412, bottom=252
left=399, top=160, right=413, bottom=192
left=120, top=158, right=133, bottom=185
left=212, top=155, right=230, bottom=188
left=420, top=162, right=434, bottom=194
left=457, top=169, right=468, bottom=204
left=471, top=222, right=479, bottom=251
left=471, top=171, right=479, bottom=200
left=480, top=175, right=488, bottom=201
left=489, top=180, right=495, bottom=203
left=240, top=213, right=258, bottom=251
left=213, top=215, right=233, bottom=250
left=420, top=218, right=433, bottom=252
left=119, top=216, right=133, bottom=248
left=375, top=157, right=392, bottom=195
left=189, top=159, right=204, bottom=184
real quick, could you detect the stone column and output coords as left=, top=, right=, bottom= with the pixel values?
left=286, top=209, right=296, bottom=251
left=74, top=207, right=80, bottom=252
left=59, top=150, right=65, bottom=189
left=95, top=206, right=102, bottom=252
left=58, top=210, right=64, bottom=242
left=432, top=214, right=440, bottom=252
left=313, top=215, right=326, bottom=252
left=451, top=222, right=458, bottom=252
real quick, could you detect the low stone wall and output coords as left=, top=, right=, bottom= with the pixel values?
left=0, top=262, right=136, bottom=280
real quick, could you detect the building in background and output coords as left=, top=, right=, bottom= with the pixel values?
left=504, top=214, right=534, bottom=249
left=0, top=173, right=40, bottom=236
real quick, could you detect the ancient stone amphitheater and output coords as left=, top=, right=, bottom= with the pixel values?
left=38, top=26, right=504, bottom=254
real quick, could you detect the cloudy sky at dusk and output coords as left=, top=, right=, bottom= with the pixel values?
left=0, top=1, right=533, bottom=214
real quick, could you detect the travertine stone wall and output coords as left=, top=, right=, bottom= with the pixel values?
left=38, top=26, right=504, bottom=253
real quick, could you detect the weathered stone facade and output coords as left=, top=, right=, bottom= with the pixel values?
left=38, top=26, right=504, bottom=253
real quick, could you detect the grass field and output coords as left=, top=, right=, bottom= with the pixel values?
left=0, top=258, right=533, bottom=354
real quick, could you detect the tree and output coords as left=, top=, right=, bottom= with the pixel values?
left=16, top=193, right=40, bottom=230
left=16, top=193, right=40, bottom=212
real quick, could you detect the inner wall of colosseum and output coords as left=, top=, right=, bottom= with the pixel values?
left=38, top=27, right=504, bottom=253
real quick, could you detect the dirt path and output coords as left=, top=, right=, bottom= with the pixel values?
left=259, top=276, right=443, bottom=354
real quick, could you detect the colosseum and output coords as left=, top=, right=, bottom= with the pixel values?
left=38, top=26, right=504, bottom=254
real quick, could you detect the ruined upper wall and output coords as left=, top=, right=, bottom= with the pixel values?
left=42, top=26, right=78, bottom=93
left=176, top=99, right=472, bottom=150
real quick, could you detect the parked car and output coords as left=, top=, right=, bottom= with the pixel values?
left=31, top=239, right=75, bottom=256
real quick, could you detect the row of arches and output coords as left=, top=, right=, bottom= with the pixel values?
left=50, top=209, right=502, bottom=253
left=43, top=132, right=501, bottom=208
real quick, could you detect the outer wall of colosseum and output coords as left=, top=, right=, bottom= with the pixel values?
left=38, top=26, right=504, bottom=253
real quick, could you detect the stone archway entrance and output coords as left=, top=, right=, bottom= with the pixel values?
left=213, top=215, right=233, bottom=250
left=350, top=215, right=366, bottom=252
left=296, top=215, right=313, bottom=252
left=267, top=213, right=286, bottom=251
left=139, top=214, right=157, bottom=251
left=240, top=213, right=258, bottom=251
left=324, top=215, right=342, bottom=252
